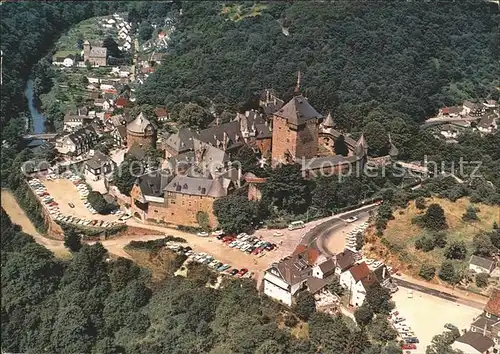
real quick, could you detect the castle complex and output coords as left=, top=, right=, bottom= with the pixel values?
left=83, top=40, right=107, bottom=67
left=128, top=85, right=390, bottom=228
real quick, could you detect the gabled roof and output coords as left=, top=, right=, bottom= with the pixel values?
left=292, top=245, right=320, bottom=266
left=273, top=95, right=322, bottom=125
left=164, top=175, right=231, bottom=198
left=317, top=258, right=336, bottom=275
left=127, top=143, right=147, bottom=161
left=164, top=128, right=195, bottom=153
left=470, top=255, right=495, bottom=270
left=85, top=151, right=114, bottom=170
left=455, top=332, right=494, bottom=352
left=485, top=288, right=500, bottom=316
left=335, top=249, right=357, bottom=271
left=270, top=255, right=311, bottom=286
left=135, top=170, right=172, bottom=198
left=349, top=262, right=371, bottom=282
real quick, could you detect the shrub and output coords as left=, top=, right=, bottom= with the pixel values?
left=294, top=291, right=316, bottom=320
left=438, top=261, right=458, bottom=283
left=475, top=273, right=489, bottom=288
left=414, top=203, right=448, bottom=230
left=284, top=314, right=298, bottom=328
left=196, top=211, right=210, bottom=231
left=126, top=236, right=186, bottom=251
left=462, top=204, right=480, bottom=222
left=419, top=264, right=436, bottom=280
left=415, top=197, right=426, bottom=210
left=87, top=191, right=112, bottom=214
left=415, top=236, right=435, bottom=252
left=64, top=229, right=82, bottom=252
left=355, top=232, right=364, bottom=251
left=444, top=241, right=467, bottom=260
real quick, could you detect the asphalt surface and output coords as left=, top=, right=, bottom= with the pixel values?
left=394, top=277, right=485, bottom=310
left=300, top=205, right=378, bottom=255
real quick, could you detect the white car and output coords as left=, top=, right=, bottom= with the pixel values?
left=211, top=230, right=224, bottom=236
left=197, top=231, right=209, bottom=237
left=345, top=216, right=359, bottom=223
left=273, top=231, right=284, bottom=237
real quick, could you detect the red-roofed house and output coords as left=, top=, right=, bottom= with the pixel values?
left=292, top=245, right=320, bottom=266
left=339, top=262, right=378, bottom=307
left=115, top=97, right=128, bottom=109
left=154, top=107, right=170, bottom=122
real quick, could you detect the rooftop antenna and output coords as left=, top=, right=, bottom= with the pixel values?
left=294, top=70, right=301, bottom=96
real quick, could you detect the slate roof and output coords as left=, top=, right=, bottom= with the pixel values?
left=135, top=170, right=172, bottom=198
left=320, top=128, right=358, bottom=148
left=164, top=128, right=196, bottom=153
left=197, top=121, right=245, bottom=150
left=89, top=46, right=107, bottom=58
left=455, top=332, right=494, bottom=352
left=116, top=125, right=127, bottom=140
left=485, top=288, right=500, bottom=316
left=470, top=255, right=495, bottom=271
left=164, top=175, right=231, bottom=198
left=322, top=112, right=335, bottom=128
left=300, top=155, right=357, bottom=171
left=274, top=95, right=322, bottom=125
left=85, top=151, right=114, bottom=170
left=478, top=113, right=497, bottom=129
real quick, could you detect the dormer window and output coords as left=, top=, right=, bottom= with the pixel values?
left=183, top=183, right=188, bottom=189
left=486, top=312, right=492, bottom=318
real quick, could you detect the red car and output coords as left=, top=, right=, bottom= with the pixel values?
left=237, top=268, right=248, bottom=277
left=223, top=238, right=234, bottom=245
left=401, top=344, right=417, bottom=350
left=222, top=236, right=235, bottom=242
left=49, top=202, right=58, bottom=206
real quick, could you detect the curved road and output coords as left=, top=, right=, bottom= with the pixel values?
left=300, top=204, right=379, bottom=255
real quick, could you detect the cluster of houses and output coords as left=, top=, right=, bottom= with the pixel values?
left=452, top=289, right=500, bottom=354
left=263, top=246, right=396, bottom=307
left=436, top=100, right=498, bottom=141
left=53, top=13, right=133, bottom=69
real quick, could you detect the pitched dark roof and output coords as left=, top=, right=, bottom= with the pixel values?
left=293, top=245, right=320, bottom=266
left=272, top=255, right=311, bottom=286
left=335, top=249, right=356, bottom=271
left=307, top=275, right=335, bottom=294
left=373, top=264, right=391, bottom=283
left=85, top=151, right=113, bottom=170
left=164, top=175, right=230, bottom=198
left=455, top=332, right=494, bottom=352
left=127, top=143, right=147, bottom=161
left=116, top=125, right=127, bottom=139
left=470, top=255, right=495, bottom=270
left=317, top=259, right=336, bottom=275
left=135, top=170, right=172, bottom=198
left=274, top=95, right=322, bottom=125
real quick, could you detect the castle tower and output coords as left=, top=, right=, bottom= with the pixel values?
left=355, top=133, right=368, bottom=157
left=126, top=112, right=157, bottom=150
left=271, top=94, right=322, bottom=166
left=83, top=40, right=91, bottom=62
left=321, top=112, right=335, bottom=129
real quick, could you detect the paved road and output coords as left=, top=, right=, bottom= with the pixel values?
left=394, top=277, right=485, bottom=310
left=300, top=205, right=379, bottom=254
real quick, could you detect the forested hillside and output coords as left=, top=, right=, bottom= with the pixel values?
left=1, top=208, right=407, bottom=354
left=138, top=1, right=499, bottom=129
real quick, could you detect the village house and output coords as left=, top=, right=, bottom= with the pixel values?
left=469, top=288, right=500, bottom=349
left=84, top=151, right=116, bottom=181
left=94, top=98, right=113, bottom=111
left=334, top=248, right=358, bottom=275
left=63, top=114, right=91, bottom=132
left=452, top=332, right=495, bottom=354
left=438, top=105, right=466, bottom=118
left=469, top=255, right=496, bottom=274
left=111, top=125, right=127, bottom=147
left=339, top=262, right=378, bottom=307
left=263, top=255, right=312, bottom=306
left=477, top=113, right=498, bottom=134
left=463, top=100, right=486, bottom=117
left=154, top=107, right=170, bottom=122
left=115, top=97, right=128, bottom=109
left=83, top=40, right=107, bottom=67
left=55, top=126, right=98, bottom=156
left=53, top=55, right=75, bottom=68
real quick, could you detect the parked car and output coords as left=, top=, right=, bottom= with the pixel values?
left=405, top=337, right=419, bottom=344
left=444, top=323, right=458, bottom=331
left=216, top=234, right=225, bottom=240
left=345, top=216, right=359, bottom=223
left=211, top=230, right=224, bottom=236
left=68, top=202, right=75, bottom=208
left=401, top=344, right=417, bottom=350
left=217, top=264, right=231, bottom=272
left=272, top=231, right=283, bottom=237
left=229, top=269, right=239, bottom=276
left=237, top=268, right=248, bottom=277
left=197, top=231, right=209, bottom=237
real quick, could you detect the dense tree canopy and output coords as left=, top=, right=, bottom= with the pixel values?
left=138, top=1, right=499, bottom=129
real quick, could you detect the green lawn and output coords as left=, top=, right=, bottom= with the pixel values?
left=221, top=3, right=267, bottom=22
left=56, top=15, right=116, bottom=51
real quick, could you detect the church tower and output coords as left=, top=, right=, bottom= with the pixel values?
left=271, top=73, right=322, bottom=166
left=83, top=40, right=91, bottom=62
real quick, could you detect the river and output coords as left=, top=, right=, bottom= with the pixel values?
left=24, top=79, right=46, bottom=134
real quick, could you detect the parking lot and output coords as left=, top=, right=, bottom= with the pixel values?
left=392, top=287, right=481, bottom=350
left=29, top=174, right=126, bottom=228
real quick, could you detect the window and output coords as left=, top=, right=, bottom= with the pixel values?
left=487, top=312, right=492, bottom=318
left=154, top=210, right=158, bottom=213
left=188, top=201, right=192, bottom=207
left=170, top=200, right=175, bottom=204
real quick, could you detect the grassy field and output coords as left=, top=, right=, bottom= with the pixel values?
left=221, top=3, right=267, bottom=22
left=376, top=197, right=499, bottom=275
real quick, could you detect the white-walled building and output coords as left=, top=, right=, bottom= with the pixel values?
left=339, top=262, right=377, bottom=307
left=451, top=332, right=494, bottom=354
